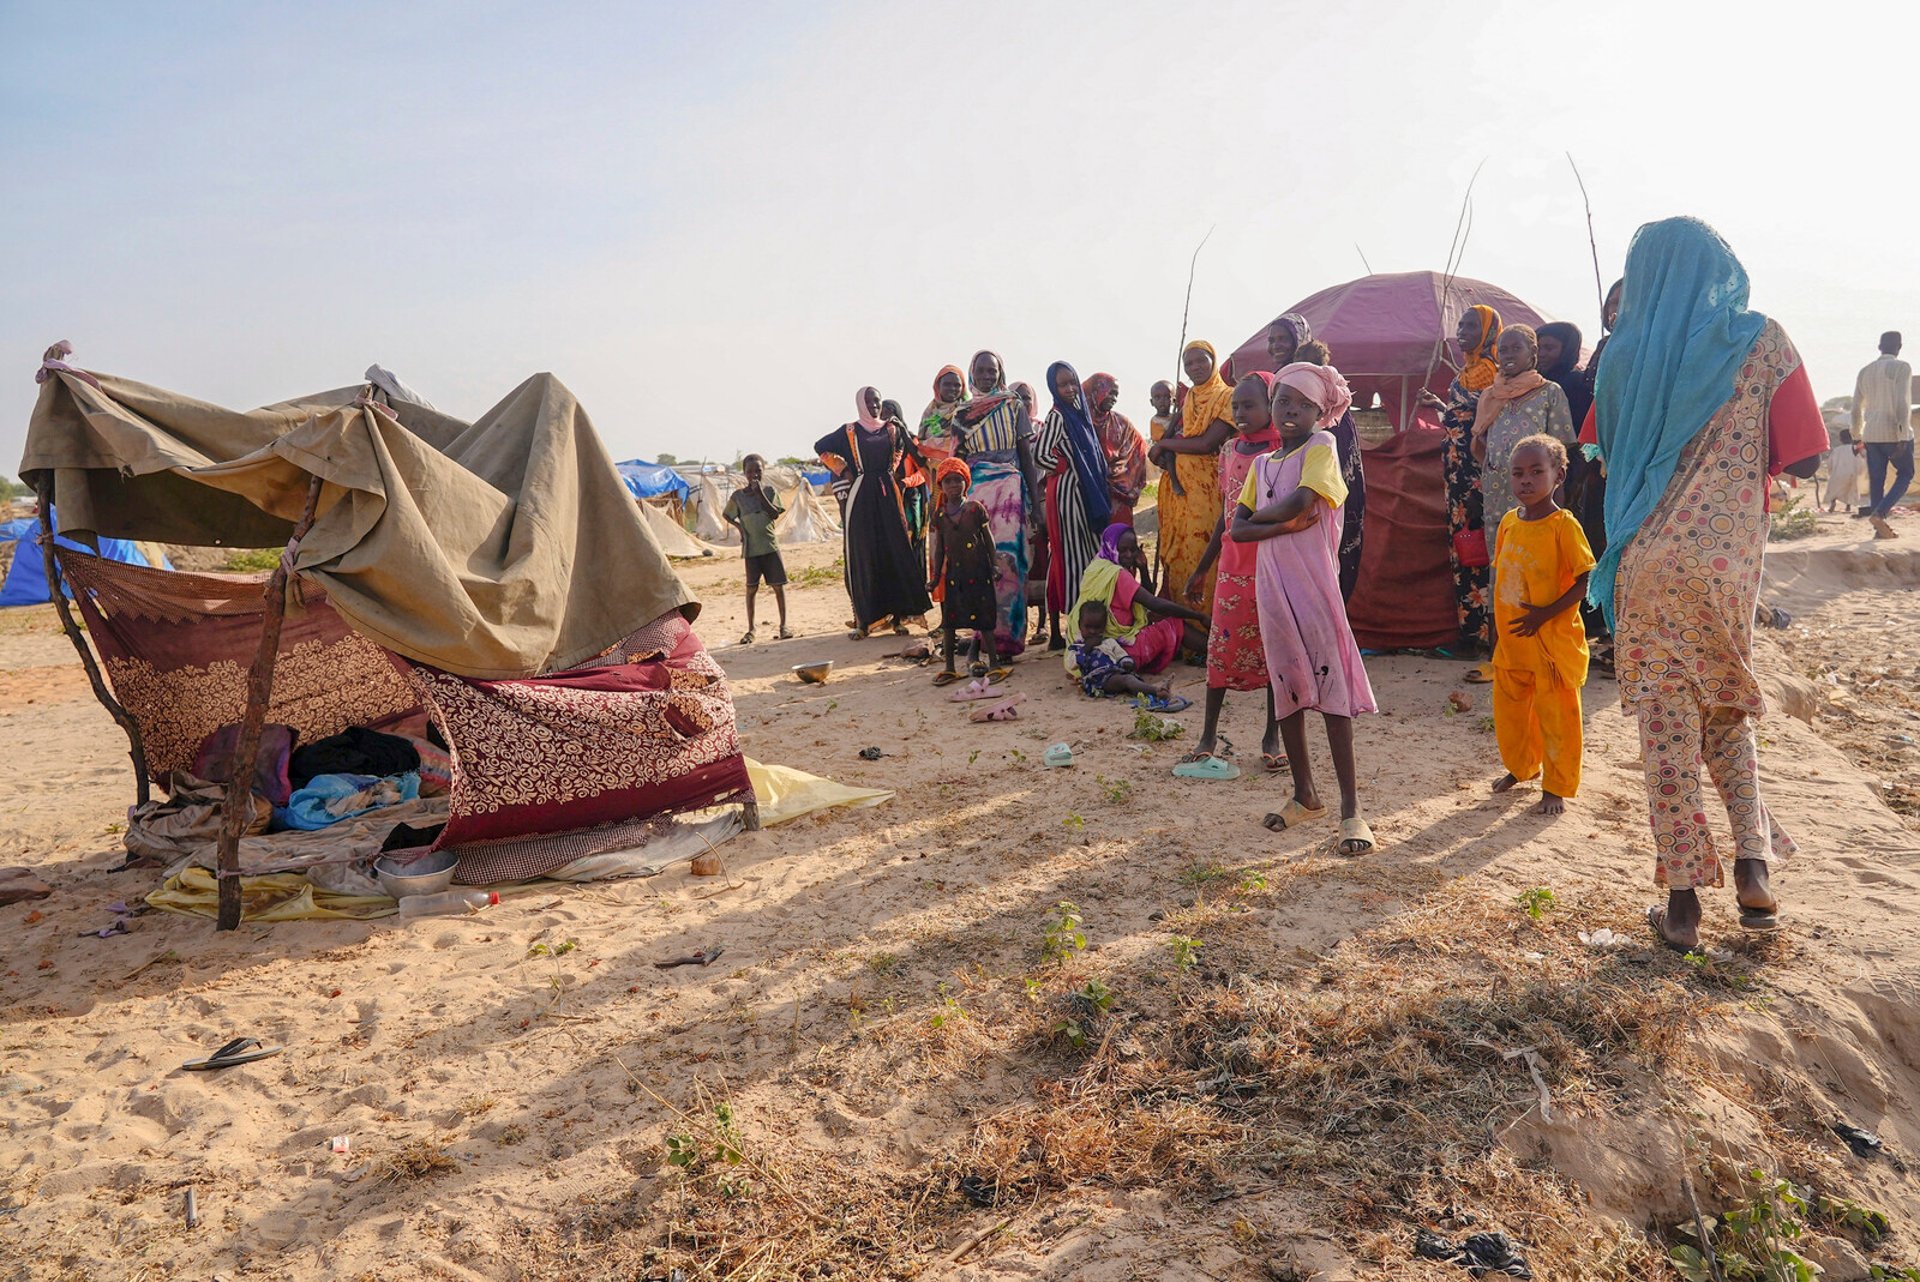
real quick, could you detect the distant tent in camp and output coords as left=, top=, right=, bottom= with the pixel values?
left=22, top=353, right=754, bottom=922
left=773, top=480, right=841, bottom=545
left=691, top=474, right=739, bottom=544
left=615, top=459, right=693, bottom=504
left=1227, top=272, right=1554, bottom=652
left=0, top=508, right=166, bottom=608
left=639, top=502, right=722, bottom=558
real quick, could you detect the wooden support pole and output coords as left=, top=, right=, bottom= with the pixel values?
left=32, top=479, right=152, bottom=808
left=214, top=475, right=324, bottom=932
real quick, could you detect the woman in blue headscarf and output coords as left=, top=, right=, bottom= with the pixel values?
left=1033, top=361, right=1114, bottom=649
left=1592, top=218, right=1826, bottom=952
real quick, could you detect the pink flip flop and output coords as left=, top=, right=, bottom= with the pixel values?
left=949, top=678, right=1005, bottom=702
left=967, top=693, right=1026, bottom=722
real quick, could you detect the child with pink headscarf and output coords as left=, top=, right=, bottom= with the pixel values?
left=1229, top=362, right=1378, bottom=854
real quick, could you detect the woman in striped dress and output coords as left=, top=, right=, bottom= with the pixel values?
left=951, top=351, right=1039, bottom=658
left=1033, top=361, right=1113, bottom=648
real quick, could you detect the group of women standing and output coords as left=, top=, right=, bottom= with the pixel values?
left=816, top=351, right=1152, bottom=655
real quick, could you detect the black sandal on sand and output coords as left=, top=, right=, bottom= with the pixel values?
left=1738, top=905, right=1781, bottom=932
left=183, top=1037, right=284, bottom=1072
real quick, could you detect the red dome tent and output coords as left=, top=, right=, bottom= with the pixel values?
left=1226, top=272, right=1552, bottom=652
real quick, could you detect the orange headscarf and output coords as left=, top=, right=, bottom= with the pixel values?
left=1179, top=340, right=1234, bottom=440
left=1458, top=305, right=1502, bottom=393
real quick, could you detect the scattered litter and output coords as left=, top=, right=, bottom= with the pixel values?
left=957, top=1174, right=996, bottom=1207
left=1414, top=1228, right=1534, bottom=1278
left=1043, top=744, right=1075, bottom=768
left=331, top=1135, right=351, bottom=1156
left=857, top=746, right=888, bottom=761
left=181, top=1037, right=284, bottom=1072
left=653, top=946, right=725, bottom=970
left=1578, top=928, right=1629, bottom=949
left=76, top=919, right=131, bottom=939
left=1520, top=951, right=1545, bottom=962
left=183, top=1187, right=198, bottom=1228
left=1833, top=1121, right=1883, bottom=1159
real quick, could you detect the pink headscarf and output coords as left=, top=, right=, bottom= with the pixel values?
left=1271, top=361, right=1353, bottom=429
left=854, top=386, right=886, bottom=431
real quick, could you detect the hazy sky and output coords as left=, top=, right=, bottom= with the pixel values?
left=5, top=0, right=1916, bottom=476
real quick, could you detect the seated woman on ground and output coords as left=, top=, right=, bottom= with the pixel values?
left=1066, top=523, right=1210, bottom=688
left=1069, top=601, right=1178, bottom=704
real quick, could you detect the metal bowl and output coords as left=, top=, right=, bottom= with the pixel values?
left=373, top=849, right=458, bottom=899
left=792, top=660, right=833, bottom=685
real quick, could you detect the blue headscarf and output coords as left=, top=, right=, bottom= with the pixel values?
left=1588, top=217, right=1766, bottom=627
left=1045, top=361, right=1114, bottom=530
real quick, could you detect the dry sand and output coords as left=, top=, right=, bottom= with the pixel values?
left=2, top=511, right=1919, bottom=1280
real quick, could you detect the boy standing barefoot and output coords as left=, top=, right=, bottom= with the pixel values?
left=724, top=455, right=791, bottom=644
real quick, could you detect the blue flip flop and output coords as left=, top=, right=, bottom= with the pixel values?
left=1172, top=755, right=1240, bottom=781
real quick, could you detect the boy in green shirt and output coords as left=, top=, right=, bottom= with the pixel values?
left=723, top=455, right=791, bottom=644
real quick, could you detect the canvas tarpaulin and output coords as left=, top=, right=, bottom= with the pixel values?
left=1341, top=426, right=1459, bottom=651
left=22, top=366, right=695, bottom=678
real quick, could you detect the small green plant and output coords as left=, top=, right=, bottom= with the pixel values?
left=1095, top=774, right=1133, bottom=805
left=1515, top=886, right=1556, bottom=922
left=666, top=1102, right=751, bottom=1196
left=968, top=750, right=980, bottom=765
left=526, top=938, right=580, bottom=1002
left=1669, top=1170, right=1822, bottom=1282
left=1476, top=714, right=1497, bottom=734
left=1023, top=976, right=1044, bottom=1002
left=1010, top=747, right=1027, bottom=763
left=1869, top=1266, right=1920, bottom=1282
left=928, top=982, right=969, bottom=1030
left=1768, top=493, right=1820, bottom=542
left=1041, top=902, right=1087, bottom=965
left=1052, top=978, right=1115, bottom=1048
left=1062, top=812, right=1086, bottom=832
left=1237, top=870, right=1269, bottom=895
left=826, top=699, right=838, bottom=712
left=1168, top=934, right=1203, bottom=970
left=1181, top=862, right=1228, bottom=887
left=867, top=952, right=900, bottom=976
left=1129, top=708, right=1185, bottom=742
left=789, top=558, right=846, bottom=589
left=1811, top=1191, right=1890, bottom=1242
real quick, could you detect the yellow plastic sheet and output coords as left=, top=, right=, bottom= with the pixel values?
left=146, top=866, right=396, bottom=922
left=744, top=758, right=892, bottom=826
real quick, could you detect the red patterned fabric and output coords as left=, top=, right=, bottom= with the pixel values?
left=402, top=613, right=751, bottom=859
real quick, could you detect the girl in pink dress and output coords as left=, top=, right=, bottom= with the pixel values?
left=1230, top=362, right=1378, bottom=853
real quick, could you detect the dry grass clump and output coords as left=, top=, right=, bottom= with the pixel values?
left=362, top=1137, right=459, bottom=1185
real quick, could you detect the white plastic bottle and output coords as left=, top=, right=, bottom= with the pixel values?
left=396, top=890, right=499, bottom=919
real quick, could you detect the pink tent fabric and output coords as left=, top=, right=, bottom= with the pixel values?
left=1228, top=272, right=1551, bottom=432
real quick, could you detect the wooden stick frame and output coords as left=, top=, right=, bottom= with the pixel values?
left=31, top=478, right=152, bottom=808
left=213, top=474, right=325, bottom=931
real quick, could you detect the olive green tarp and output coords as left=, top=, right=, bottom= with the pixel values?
left=22, top=366, right=694, bottom=678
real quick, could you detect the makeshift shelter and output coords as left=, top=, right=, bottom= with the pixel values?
left=21, top=353, right=755, bottom=926
left=1226, top=272, right=1554, bottom=652
left=0, top=509, right=165, bottom=607
left=774, top=480, right=841, bottom=545
left=640, top=502, right=723, bottom=558
left=1227, top=272, right=1550, bottom=432
left=616, top=458, right=693, bottom=504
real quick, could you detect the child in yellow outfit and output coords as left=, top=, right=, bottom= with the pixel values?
left=1490, top=434, right=1595, bottom=815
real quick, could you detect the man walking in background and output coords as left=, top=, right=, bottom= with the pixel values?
left=1852, top=331, right=1914, bottom=539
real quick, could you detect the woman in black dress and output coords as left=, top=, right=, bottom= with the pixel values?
left=814, top=387, right=933, bottom=638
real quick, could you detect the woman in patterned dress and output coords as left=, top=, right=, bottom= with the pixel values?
left=1470, top=325, right=1575, bottom=538
left=1181, top=371, right=1284, bottom=773
left=1425, top=305, right=1502, bottom=676
left=1589, top=218, right=1826, bottom=951
left=951, top=352, right=1039, bottom=658
left=1033, top=362, right=1113, bottom=650
left=1147, top=340, right=1238, bottom=623
left=1084, top=372, right=1148, bottom=526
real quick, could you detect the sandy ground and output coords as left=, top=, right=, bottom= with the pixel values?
left=2, top=509, right=1919, bottom=1280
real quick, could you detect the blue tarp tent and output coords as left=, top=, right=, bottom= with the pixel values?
left=0, top=510, right=165, bottom=607
left=614, top=460, right=692, bottom=503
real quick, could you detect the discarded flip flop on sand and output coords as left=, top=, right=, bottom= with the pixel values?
left=182, top=1037, right=285, bottom=1072
left=949, top=678, right=1006, bottom=702
left=1042, top=743, right=1075, bottom=768
left=1338, top=816, right=1376, bottom=855
left=1131, top=692, right=1192, bottom=714
left=1262, top=799, right=1326, bottom=832
left=968, top=694, right=1026, bottom=723
left=1172, top=755, right=1240, bottom=781
left=653, top=946, right=726, bottom=969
